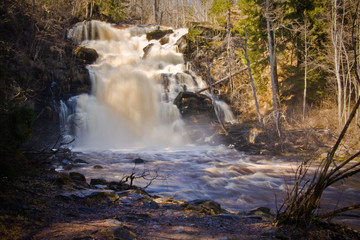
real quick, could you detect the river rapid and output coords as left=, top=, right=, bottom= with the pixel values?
left=60, top=21, right=360, bottom=229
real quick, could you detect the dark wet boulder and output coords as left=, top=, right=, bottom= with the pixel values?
left=113, top=226, right=137, bottom=240
left=74, top=46, right=99, bottom=64
left=69, top=172, right=86, bottom=183
left=56, top=189, right=118, bottom=202
left=181, top=199, right=224, bottom=215
left=90, top=178, right=108, bottom=185
left=108, top=181, right=130, bottom=191
left=141, top=199, right=160, bottom=209
left=142, top=43, right=154, bottom=59
left=160, top=35, right=170, bottom=45
left=176, top=35, right=188, bottom=54
left=93, top=165, right=104, bottom=169
left=74, top=159, right=88, bottom=165
left=174, top=91, right=215, bottom=122
left=146, top=29, right=174, bottom=41
left=134, top=158, right=145, bottom=164
left=239, top=207, right=274, bottom=222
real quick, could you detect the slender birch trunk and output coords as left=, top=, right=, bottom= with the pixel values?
left=265, top=0, right=280, bottom=136
left=226, top=5, right=233, bottom=92
left=332, top=0, right=343, bottom=125
left=244, top=28, right=262, bottom=124
left=303, top=16, right=308, bottom=120
left=154, top=0, right=159, bottom=24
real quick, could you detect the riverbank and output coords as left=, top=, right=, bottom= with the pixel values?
left=1, top=155, right=359, bottom=240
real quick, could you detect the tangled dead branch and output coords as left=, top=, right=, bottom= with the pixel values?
left=276, top=3, right=360, bottom=226
left=119, top=164, right=166, bottom=190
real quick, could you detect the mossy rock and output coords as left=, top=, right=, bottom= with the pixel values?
left=159, top=36, right=170, bottom=45
left=181, top=199, right=223, bottom=215
left=69, top=172, right=87, bottom=186
left=74, top=46, right=99, bottom=64
left=146, top=29, right=174, bottom=41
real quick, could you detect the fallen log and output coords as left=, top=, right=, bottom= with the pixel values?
left=197, top=66, right=248, bottom=93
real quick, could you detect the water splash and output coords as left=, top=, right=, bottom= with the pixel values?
left=62, top=20, right=234, bottom=150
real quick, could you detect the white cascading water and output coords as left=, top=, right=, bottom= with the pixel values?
left=62, top=20, right=234, bottom=149
left=58, top=21, right=360, bottom=229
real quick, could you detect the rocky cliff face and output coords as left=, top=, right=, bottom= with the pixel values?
left=0, top=0, right=91, bottom=151
left=0, top=0, right=242, bottom=152
left=176, top=22, right=246, bottom=117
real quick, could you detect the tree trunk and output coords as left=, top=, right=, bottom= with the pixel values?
left=197, top=67, right=248, bottom=93
left=182, top=0, right=186, bottom=27
left=303, top=16, right=308, bottom=121
left=332, top=0, right=343, bottom=125
left=265, top=0, right=280, bottom=136
left=226, top=5, right=233, bottom=92
left=273, top=38, right=279, bottom=96
left=142, top=0, right=145, bottom=24
left=154, top=0, right=159, bottom=24
left=72, top=0, right=78, bottom=16
left=86, top=0, right=89, bottom=19
left=90, top=0, right=94, bottom=19
left=353, top=1, right=360, bottom=124
left=244, top=28, right=262, bottom=124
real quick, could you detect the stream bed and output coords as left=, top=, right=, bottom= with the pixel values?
left=64, top=145, right=360, bottom=230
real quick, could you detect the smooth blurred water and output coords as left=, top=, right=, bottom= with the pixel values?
left=61, top=21, right=360, bottom=230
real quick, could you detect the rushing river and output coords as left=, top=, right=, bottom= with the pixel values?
left=60, top=21, right=360, bottom=229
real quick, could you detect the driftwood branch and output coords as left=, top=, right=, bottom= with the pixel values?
left=320, top=204, right=360, bottom=220
left=120, top=165, right=165, bottom=190
left=197, top=66, right=248, bottom=94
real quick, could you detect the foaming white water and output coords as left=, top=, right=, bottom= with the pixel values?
left=63, top=21, right=231, bottom=149
left=59, top=21, right=360, bottom=230
left=68, top=145, right=360, bottom=224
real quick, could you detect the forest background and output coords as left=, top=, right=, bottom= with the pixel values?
left=1, top=0, right=359, bottom=171
left=0, top=0, right=360, bottom=237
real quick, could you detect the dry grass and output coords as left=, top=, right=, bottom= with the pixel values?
left=276, top=96, right=360, bottom=227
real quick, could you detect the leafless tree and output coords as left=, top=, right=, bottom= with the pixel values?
left=277, top=3, right=360, bottom=225
left=244, top=27, right=262, bottom=124
left=265, top=0, right=280, bottom=136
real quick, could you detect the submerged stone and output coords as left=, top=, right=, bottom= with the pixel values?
left=74, top=159, right=89, bottom=165
left=134, top=158, right=145, bottom=164
left=93, top=165, right=104, bottom=169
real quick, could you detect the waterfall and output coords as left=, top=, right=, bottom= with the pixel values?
left=62, top=20, right=234, bottom=150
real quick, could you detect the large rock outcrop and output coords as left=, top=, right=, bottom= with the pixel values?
left=174, top=91, right=215, bottom=123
